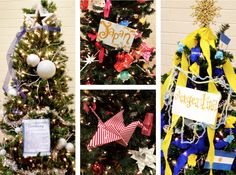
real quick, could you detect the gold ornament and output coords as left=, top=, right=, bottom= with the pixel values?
left=143, top=63, right=149, bottom=69
left=139, top=17, right=146, bottom=25
left=191, top=0, right=221, bottom=27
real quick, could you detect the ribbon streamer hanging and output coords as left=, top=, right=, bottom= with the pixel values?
left=3, top=25, right=61, bottom=99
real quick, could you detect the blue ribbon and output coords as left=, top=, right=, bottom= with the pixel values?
left=3, top=25, right=61, bottom=99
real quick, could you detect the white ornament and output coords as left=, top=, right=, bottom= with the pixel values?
left=27, top=54, right=40, bottom=67
left=57, top=138, right=67, bottom=150
left=129, top=147, right=156, bottom=172
left=7, top=86, right=17, bottom=96
left=37, top=60, right=56, bottom=80
left=65, top=142, right=75, bottom=153
left=0, top=149, right=6, bottom=156
left=15, top=127, right=21, bottom=134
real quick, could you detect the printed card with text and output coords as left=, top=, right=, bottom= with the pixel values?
left=172, top=86, right=221, bottom=125
left=97, top=19, right=136, bottom=51
left=23, top=119, right=51, bottom=157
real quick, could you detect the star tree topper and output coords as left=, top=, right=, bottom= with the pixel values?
left=191, top=0, right=221, bottom=27
left=24, top=4, right=55, bottom=27
left=129, top=147, right=156, bottom=172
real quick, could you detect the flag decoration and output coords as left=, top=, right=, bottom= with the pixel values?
left=87, top=108, right=146, bottom=149
left=204, top=150, right=236, bottom=171
left=220, top=32, right=231, bottom=45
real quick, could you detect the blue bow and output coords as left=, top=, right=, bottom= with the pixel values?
left=190, top=45, right=201, bottom=63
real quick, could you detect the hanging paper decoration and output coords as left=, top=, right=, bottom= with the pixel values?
left=87, top=109, right=143, bottom=149
left=114, top=53, right=134, bottom=72
left=129, top=147, right=156, bottom=172
left=97, top=19, right=136, bottom=52
left=104, top=0, right=112, bottom=18
left=132, top=42, right=155, bottom=62
left=80, top=0, right=89, bottom=10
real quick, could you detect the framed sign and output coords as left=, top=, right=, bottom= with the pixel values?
left=172, top=86, right=221, bottom=125
left=97, top=19, right=136, bottom=51
left=23, top=119, right=51, bottom=157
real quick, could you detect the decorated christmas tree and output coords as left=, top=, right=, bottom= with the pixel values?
left=80, top=90, right=156, bottom=174
left=162, top=0, right=236, bottom=175
left=0, top=0, right=75, bottom=174
left=80, top=0, right=156, bottom=84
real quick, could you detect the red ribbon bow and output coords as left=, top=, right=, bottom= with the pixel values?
left=104, top=0, right=112, bottom=18
left=87, top=33, right=105, bottom=63
left=114, top=53, right=134, bottom=72
left=132, top=42, right=155, bottom=62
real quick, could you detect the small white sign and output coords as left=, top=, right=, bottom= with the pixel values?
left=172, top=86, right=221, bottom=125
left=97, top=19, right=136, bottom=51
left=23, top=119, right=51, bottom=157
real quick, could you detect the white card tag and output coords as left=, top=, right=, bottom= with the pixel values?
left=172, top=86, right=221, bottom=125
left=97, top=19, right=136, bottom=51
left=23, top=119, right=51, bottom=157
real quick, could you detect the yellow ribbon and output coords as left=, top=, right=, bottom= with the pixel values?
left=189, top=62, right=200, bottom=75
left=223, top=59, right=236, bottom=93
left=162, top=53, right=188, bottom=175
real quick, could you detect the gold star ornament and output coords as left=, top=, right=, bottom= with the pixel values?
left=191, top=0, right=221, bottom=27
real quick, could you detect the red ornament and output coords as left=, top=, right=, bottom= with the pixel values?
left=114, top=53, right=134, bottom=72
left=80, top=0, right=89, bottom=10
left=91, top=162, right=105, bottom=175
left=137, top=0, right=146, bottom=3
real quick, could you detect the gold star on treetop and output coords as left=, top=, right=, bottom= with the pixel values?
left=191, top=0, right=221, bottom=27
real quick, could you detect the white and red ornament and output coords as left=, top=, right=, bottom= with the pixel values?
left=37, top=60, right=56, bottom=80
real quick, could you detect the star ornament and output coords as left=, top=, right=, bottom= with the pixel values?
left=24, top=5, right=55, bottom=27
left=129, top=147, right=156, bottom=172
left=191, top=0, right=221, bottom=27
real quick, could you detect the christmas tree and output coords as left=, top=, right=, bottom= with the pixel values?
left=80, top=0, right=156, bottom=85
left=161, top=0, right=236, bottom=175
left=0, top=0, right=75, bottom=174
left=80, top=90, right=156, bottom=174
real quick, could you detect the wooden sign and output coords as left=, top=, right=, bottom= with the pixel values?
left=97, top=19, right=136, bottom=51
left=172, top=86, right=221, bottom=125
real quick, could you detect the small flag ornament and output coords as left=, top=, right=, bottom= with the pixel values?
left=204, top=150, right=236, bottom=171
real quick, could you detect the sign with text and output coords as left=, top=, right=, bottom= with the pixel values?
left=97, top=19, right=136, bottom=51
left=23, top=119, right=51, bottom=157
left=172, top=86, right=221, bottom=125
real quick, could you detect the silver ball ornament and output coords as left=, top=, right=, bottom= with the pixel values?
left=0, top=149, right=6, bottom=156
left=57, top=138, right=67, bottom=150
left=37, top=60, right=56, bottom=80
left=65, top=142, right=75, bottom=153
left=7, top=86, right=17, bottom=96
left=26, top=54, right=40, bottom=67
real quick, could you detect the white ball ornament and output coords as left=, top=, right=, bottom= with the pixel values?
left=57, top=138, right=67, bottom=150
left=15, top=127, right=21, bottom=134
left=26, top=54, right=40, bottom=67
left=0, top=149, right=6, bottom=156
left=7, top=86, right=17, bottom=96
left=66, top=143, right=75, bottom=153
left=37, top=60, right=56, bottom=80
